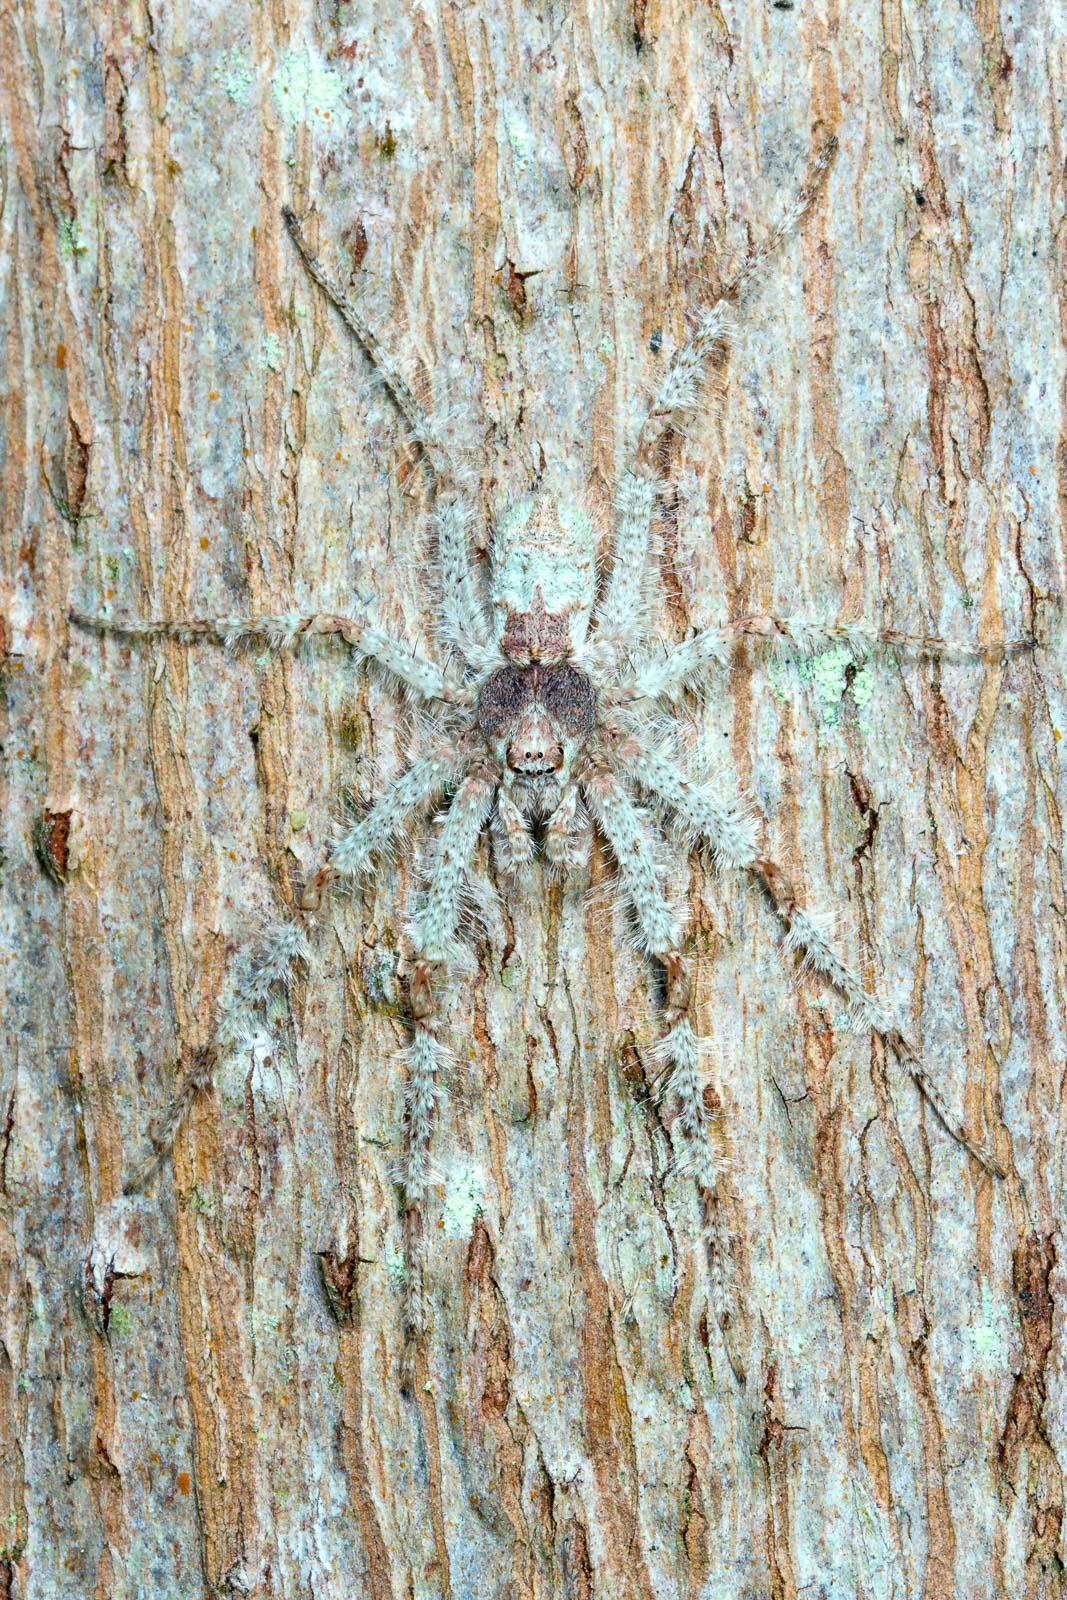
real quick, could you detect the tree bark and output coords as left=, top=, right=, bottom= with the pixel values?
left=2, top=2, right=1065, bottom=1597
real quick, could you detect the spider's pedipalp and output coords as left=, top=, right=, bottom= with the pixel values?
left=490, top=787, right=534, bottom=877
left=544, top=783, right=593, bottom=875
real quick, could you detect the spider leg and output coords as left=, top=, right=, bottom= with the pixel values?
left=300, top=746, right=470, bottom=910
left=605, top=614, right=1036, bottom=706
left=585, top=141, right=837, bottom=684
left=123, top=921, right=309, bottom=1194
left=283, top=206, right=458, bottom=493
left=585, top=472, right=659, bottom=674
left=612, top=737, right=1004, bottom=1176
left=70, top=608, right=471, bottom=707
left=580, top=765, right=735, bottom=1322
left=399, top=764, right=497, bottom=1358
left=434, top=498, right=500, bottom=675
left=623, top=139, right=836, bottom=475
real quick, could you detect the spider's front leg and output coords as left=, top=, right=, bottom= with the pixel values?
left=399, top=762, right=498, bottom=1361
left=612, top=736, right=1005, bottom=1177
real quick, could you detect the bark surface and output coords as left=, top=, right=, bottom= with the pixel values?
left=2, top=1, right=1065, bottom=1596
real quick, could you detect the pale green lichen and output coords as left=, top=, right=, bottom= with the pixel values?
left=386, top=1249, right=407, bottom=1289
left=214, top=45, right=255, bottom=105
left=764, top=655, right=793, bottom=703
left=58, top=216, right=88, bottom=259
left=502, top=107, right=535, bottom=171
left=441, top=1162, right=487, bottom=1239
left=851, top=662, right=876, bottom=732
left=107, top=1304, right=134, bottom=1338
left=258, top=331, right=283, bottom=371
left=967, top=1283, right=1008, bottom=1366
left=272, top=48, right=347, bottom=128
left=500, top=954, right=522, bottom=990
left=798, top=641, right=852, bottom=728
left=794, top=643, right=880, bottom=734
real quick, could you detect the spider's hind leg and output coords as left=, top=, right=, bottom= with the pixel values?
left=122, top=920, right=310, bottom=1195
left=283, top=204, right=457, bottom=494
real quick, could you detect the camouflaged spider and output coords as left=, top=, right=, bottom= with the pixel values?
left=74, top=135, right=1012, bottom=1351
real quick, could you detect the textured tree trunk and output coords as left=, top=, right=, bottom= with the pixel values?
left=2, top=1, right=1065, bottom=1596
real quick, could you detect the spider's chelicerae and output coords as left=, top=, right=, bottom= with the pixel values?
left=75, top=136, right=1016, bottom=1352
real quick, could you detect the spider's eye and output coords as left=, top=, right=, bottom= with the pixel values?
left=538, top=665, right=597, bottom=738
left=477, top=667, right=534, bottom=735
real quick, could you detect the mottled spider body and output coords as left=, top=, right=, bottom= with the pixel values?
left=73, top=140, right=1016, bottom=1362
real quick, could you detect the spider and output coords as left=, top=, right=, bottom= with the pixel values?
left=73, top=135, right=1011, bottom=1356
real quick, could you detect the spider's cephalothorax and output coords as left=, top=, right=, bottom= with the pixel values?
left=479, top=495, right=600, bottom=816
left=74, top=145, right=1014, bottom=1372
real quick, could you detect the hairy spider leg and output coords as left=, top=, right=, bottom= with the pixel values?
left=122, top=922, right=310, bottom=1194
left=283, top=209, right=497, bottom=681
left=70, top=609, right=470, bottom=706
left=587, top=140, right=838, bottom=683
left=433, top=498, right=500, bottom=675
left=283, top=205, right=457, bottom=493
left=580, top=766, right=736, bottom=1332
left=301, top=745, right=471, bottom=910
left=401, top=765, right=497, bottom=1356
left=614, top=739, right=1004, bottom=1176
left=586, top=472, right=661, bottom=672
left=606, top=613, right=1038, bottom=706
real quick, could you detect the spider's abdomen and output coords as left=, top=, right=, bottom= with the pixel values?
left=491, top=494, right=599, bottom=662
